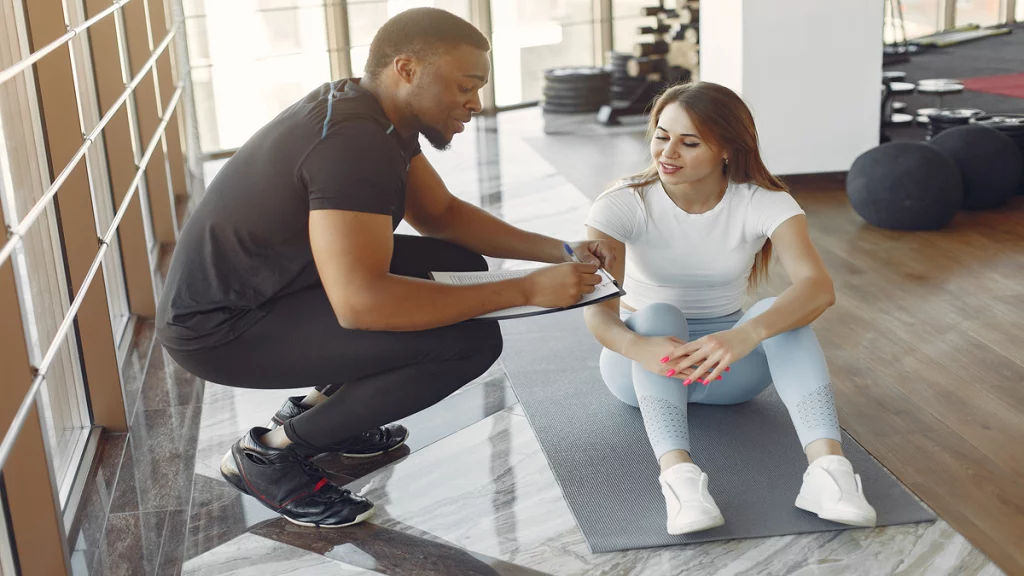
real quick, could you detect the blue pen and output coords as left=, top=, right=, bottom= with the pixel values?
left=563, top=243, right=583, bottom=264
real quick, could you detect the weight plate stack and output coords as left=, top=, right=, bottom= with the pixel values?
left=542, top=67, right=611, bottom=114
left=924, top=108, right=985, bottom=139
left=972, top=113, right=1024, bottom=193
left=608, top=52, right=648, bottom=102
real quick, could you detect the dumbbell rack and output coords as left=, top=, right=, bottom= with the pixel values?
left=598, top=0, right=699, bottom=126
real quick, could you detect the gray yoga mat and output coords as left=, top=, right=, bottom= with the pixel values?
left=499, top=309, right=935, bottom=553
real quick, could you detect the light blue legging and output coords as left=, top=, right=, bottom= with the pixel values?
left=600, top=298, right=842, bottom=458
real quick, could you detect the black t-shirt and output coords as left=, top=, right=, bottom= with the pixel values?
left=156, top=79, right=421, bottom=352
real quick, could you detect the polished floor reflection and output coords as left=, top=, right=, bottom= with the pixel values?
left=75, top=108, right=1007, bottom=575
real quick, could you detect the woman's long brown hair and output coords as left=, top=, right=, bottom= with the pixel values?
left=619, top=81, right=787, bottom=290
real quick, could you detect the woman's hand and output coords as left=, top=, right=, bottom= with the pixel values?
left=663, top=325, right=762, bottom=385
left=629, top=335, right=689, bottom=376
left=565, top=239, right=616, bottom=270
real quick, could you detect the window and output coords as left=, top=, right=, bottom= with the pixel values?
left=955, top=0, right=1003, bottom=26
left=0, top=495, right=12, bottom=576
left=612, top=0, right=655, bottom=52
left=0, top=30, right=92, bottom=505
left=490, top=0, right=596, bottom=107
left=184, top=1, right=331, bottom=153
left=348, top=0, right=473, bottom=78
left=892, top=0, right=942, bottom=40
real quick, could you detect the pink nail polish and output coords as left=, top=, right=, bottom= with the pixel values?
left=683, top=379, right=691, bottom=386
left=660, top=356, right=669, bottom=363
left=666, top=369, right=676, bottom=377
left=702, top=380, right=710, bottom=385
left=725, top=367, right=731, bottom=372
left=716, top=375, right=723, bottom=380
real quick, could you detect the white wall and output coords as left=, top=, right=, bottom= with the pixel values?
left=701, top=0, right=883, bottom=175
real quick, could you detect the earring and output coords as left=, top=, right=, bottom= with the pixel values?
left=724, top=158, right=729, bottom=166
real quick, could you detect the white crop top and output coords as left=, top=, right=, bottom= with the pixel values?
left=584, top=180, right=804, bottom=318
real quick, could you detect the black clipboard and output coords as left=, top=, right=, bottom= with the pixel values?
left=429, top=268, right=626, bottom=321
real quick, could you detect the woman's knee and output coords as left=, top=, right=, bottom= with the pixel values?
left=627, top=303, right=689, bottom=339
left=600, top=348, right=639, bottom=407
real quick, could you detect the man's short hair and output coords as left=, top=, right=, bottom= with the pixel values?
left=364, top=8, right=490, bottom=79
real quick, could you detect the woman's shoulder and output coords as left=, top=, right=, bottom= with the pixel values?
left=594, top=179, right=648, bottom=208
left=732, top=182, right=800, bottom=208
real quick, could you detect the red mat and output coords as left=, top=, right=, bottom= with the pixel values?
left=961, top=72, right=1024, bottom=99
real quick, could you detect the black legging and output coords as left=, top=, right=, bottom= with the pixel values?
left=166, top=235, right=503, bottom=452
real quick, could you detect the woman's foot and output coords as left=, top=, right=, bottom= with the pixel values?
left=658, top=463, right=725, bottom=535
left=795, top=455, right=877, bottom=527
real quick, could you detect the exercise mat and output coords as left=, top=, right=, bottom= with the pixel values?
left=499, top=310, right=935, bottom=553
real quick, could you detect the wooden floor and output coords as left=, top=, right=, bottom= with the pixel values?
left=757, top=177, right=1024, bottom=575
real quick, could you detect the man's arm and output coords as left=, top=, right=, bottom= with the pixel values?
left=404, top=155, right=568, bottom=263
left=310, top=209, right=600, bottom=331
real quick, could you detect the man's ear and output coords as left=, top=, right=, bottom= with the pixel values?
left=393, top=55, right=416, bottom=84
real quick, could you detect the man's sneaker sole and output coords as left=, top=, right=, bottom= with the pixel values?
left=284, top=506, right=375, bottom=528
left=342, top=430, right=410, bottom=458
left=794, top=495, right=876, bottom=527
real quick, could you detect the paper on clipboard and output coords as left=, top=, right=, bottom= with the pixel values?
left=429, top=267, right=625, bottom=321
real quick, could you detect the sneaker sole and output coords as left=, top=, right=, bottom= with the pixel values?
left=667, top=512, right=725, bottom=535
left=341, top=430, right=410, bottom=458
left=284, top=505, right=376, bottom=529
left=794, top=495, right=876, bottom=528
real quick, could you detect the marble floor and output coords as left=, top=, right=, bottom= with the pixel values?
left=75, top=108, right=1006, bottom=575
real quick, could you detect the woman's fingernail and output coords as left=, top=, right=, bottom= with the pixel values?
left=716, top=375, right=723, bottom=380
left=666, top=369, right=676, bottom=377
left=725, top=367, right=731, bottom=372
left=702, top=380, right=710, bottom=385
left=683, top=379, right=691, bottom=385
left=660, top=356, right=669, bottom=363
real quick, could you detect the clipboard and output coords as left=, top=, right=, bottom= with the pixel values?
left=429, top=267, right=626, bottom=321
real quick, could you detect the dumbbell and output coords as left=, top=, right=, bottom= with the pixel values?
left=634, top=41, right=670, bottom=58
left=638, top=24, right=671, bottom=35
left=628, top=57, right=668, bottom=77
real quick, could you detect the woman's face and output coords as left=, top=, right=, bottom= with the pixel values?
left=651, top=102, right=726, bottom=186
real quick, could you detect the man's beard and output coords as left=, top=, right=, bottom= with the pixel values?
left=419, top=124, right=452, bottom=151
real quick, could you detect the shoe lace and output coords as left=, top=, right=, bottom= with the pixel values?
left=356, top=426, right=386, bottom=443
left=297, top=458, right=352, bottom=500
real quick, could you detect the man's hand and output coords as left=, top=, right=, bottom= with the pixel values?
left=564, top=239, right=617, bottom=269
left=522, top=263, right=601, bottom=308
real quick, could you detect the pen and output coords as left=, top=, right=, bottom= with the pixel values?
left=563, top=243, right=583, bottom=264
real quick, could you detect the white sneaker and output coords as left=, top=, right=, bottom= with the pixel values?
left=795, top=455, right=877, bottom=527
left=658, top=463, right=725, bottom=535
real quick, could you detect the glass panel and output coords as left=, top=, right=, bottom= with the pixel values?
left=0, top=495, right=12, bottom=576
left=955, top=0, right=1003, bottom=26
left=491, top=0, right=596, bottom=108
left=185, top=3, right=331, bottom=154
left=67, top=0, right=133, bottom=348
left=612, top=15, right=651, bottom=52
left=347, top=0, right=474, bottom=78
left=894, top=0, right=942, bottom=40
left=0, top=68, right=90, bottom=507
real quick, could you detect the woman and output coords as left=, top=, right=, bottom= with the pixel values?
left=583, top=82, right=876, bottom=536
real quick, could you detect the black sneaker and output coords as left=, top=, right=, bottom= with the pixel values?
left=266, top=396, right=308, bottom=429
left=220, top=427, right=375, bottom=528
left=268, top=396, right=410, bottom=458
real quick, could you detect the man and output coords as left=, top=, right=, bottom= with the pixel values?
left=156, top=8, right=613, bottom=528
